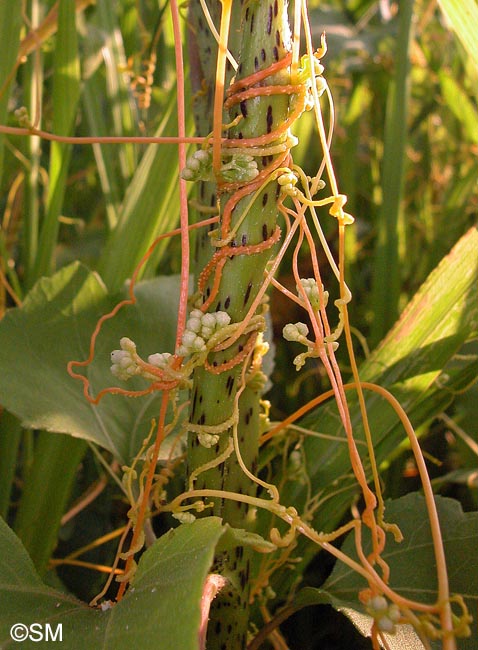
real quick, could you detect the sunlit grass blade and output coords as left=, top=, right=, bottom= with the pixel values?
left=89, top=0, right=138, bottom=178
left=81, top=0, right=140, bottom=230
left=0, top=2, right=22, bottom=186
left=32, top=0, right=81, bottom=282
left=371, top=0, right=414, bottom=345
left=438, top=0, right=478, bottom=78
left=97, top=86, right=193, bottom=291
left=438, top=70, right=478, bottom=145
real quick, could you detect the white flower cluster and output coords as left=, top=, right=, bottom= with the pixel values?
left=147, top=352, right=172, bottom=369
left=110, top=337, right=172, bottom=381
left=197, top=432, right=220, bottom=448
left=296, top=53, right=327, bottom=110
left=277, top=170, right=298, bottom=196
left=298, top=277, right=328, bottom=310
left=110, top=337, right=141, bottom=381
left=181, top=149, right=213, bottom=182
left=177, top=309, right=231, bottom=357
left=283, top=322, right=309, bottom=343
left=366, top=595, right=401, bottom=634
left=283, top=320, right=338, bottom=371
left=220, top=154, right=258, bottom=183
left=181, top=150, right=258, bottom=184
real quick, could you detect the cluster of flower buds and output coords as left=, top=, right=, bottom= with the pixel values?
left=110, top=337, right=141, bottom=381
left=283, top=321, right=310, bottom=344
left=297, top=52, right=327, bottom=110
left=298, top=277, right=329, bottom=310
left=277, top=170, right=298, bottom=196
left=197, top=432, right=220, bottom=448
left=177, top=309, right=231, bottom=357
left=181, top=149, right=258, bottom=184
left=181, top=149, right=213, bottom=182
left=219, top=154, right=258, bottom=183
left=110, top=338, right=173, bottom=382
left=365, top=595, right=401, bottom=634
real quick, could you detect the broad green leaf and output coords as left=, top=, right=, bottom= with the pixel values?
left=323, top=493, right=478, bottom=649
left=0, top=262, right=182, bottom=464
left=0, top=515, right=225, bottom=650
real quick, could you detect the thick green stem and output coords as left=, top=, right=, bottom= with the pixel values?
left=187, top=2, right=293, bottom=647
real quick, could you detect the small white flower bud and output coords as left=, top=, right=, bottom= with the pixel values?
left=187, top=316, right=202, bottom=333
left=201, top=326, right=214, bottom=339
left=187, top=157, right=201, bottom=171
left=201, top=313, right=216, bottom=329
left=119, top=355, right=134, bottom=369
left=180, top=168, right=195, bottom=181
left=215, top=311, right=231, bottom=327
left=181, top=331, right=198, bottom=347
left=191, top=335, right=206, bottom=352
left=120, top=337, right=136, bottom=352
left=377, top=617, right=395, bottom=633
left=283, top=322, right=309, bottom=341
left=148, top=352, right=171, bottom=368
left=388, top=605, right=401, bottom=623
left=195, top=149, right=210, bottom=163
left=370, top=596, right=388, bottom=613
left=110, top=350, right=125, bottom=364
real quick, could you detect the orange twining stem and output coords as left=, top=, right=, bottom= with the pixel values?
left=198, top=226, right=281, bottom=312
left=0, top=125, right=213, bottom=146
left=116, top=392, right=170, bottom=602
left=204, top=332, right=257, bottom=374
left=223, top=89, right=306, bottom=149
left=67, top=216, right=219, bottom=404
left=224, top=83, right=303, bottom=109
left=226, top=52, right=293, bottom=96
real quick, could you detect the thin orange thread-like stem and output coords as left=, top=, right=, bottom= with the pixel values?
left=116, top=391, right=170, bottom=601
left=0, top=124, right=213, bottom=145
left=66, top=216, right=219, bottom=402
left=171, top=0, right=190, bottom=353
left=226, top=51, right=292, bottom=95
left=212, top=0, right=232, bottom=174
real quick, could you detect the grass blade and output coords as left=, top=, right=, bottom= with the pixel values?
left=13, top=433, right=86, bottom=575
left=371, top=0, right=414, bottom=345
left=33, top=0, right=81, bottom=281
left=0, top=3, right=22, bottom=186
left=97, top=87, right=192, bottom=291
left=438, top=0, right=478, bottom=77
